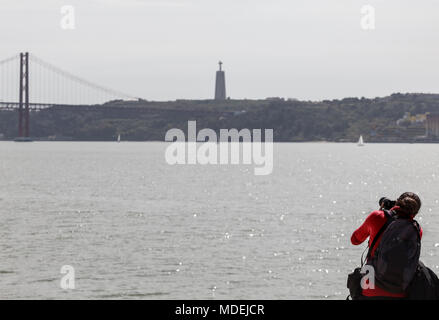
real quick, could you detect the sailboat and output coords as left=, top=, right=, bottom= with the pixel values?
left=117, top=134, right=121, bottom=143
left=357, top=135, right=365, bottom=147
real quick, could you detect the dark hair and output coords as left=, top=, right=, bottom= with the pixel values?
left=396, top=192, right=421, bottom=218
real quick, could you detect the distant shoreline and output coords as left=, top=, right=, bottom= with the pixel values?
left=1, top=140, right=439, bottom=144
left=1, top=93, right=439, bottom=143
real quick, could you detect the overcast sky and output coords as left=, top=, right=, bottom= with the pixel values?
left=1, top=0, right=439, bottom=101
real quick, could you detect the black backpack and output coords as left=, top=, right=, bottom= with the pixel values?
left=407, top=261, right=439, bottom=300
left=367, top=210, right=421, bottom=294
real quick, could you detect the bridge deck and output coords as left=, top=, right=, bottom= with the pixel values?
left=0, top=102, right=92, bottom=110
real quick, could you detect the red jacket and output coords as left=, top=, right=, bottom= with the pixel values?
left=351, top=206, right=422, bottom=297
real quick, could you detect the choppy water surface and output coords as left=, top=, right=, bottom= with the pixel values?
left=0, top=142, right=438, bottom=299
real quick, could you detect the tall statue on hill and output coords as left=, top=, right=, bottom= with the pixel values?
left=214, top=61, right=226, bottom=100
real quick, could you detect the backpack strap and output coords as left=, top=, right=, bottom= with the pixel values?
left=412, top=219, right=422, bottom=241
left=365, top=210, right=394, bottom=262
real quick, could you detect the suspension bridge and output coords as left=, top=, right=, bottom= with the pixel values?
left=0, top=52, right=139, bottom=140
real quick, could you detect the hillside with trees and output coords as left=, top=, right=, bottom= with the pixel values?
left=1, top=93, right=438, bottom=142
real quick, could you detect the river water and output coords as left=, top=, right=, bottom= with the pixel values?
left=0, top=142, right=438, bottom=299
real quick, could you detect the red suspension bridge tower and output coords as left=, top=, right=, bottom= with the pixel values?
left=18, top=52, right=30, bottom=139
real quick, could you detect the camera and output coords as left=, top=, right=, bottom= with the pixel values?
left=379, top=197, right=396, bottom=210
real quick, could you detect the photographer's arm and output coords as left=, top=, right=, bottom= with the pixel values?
left=350, top=211, right=379, bottom=245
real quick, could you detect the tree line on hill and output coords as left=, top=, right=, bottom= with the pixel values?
left=0, top=93, right=438, bottom=142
